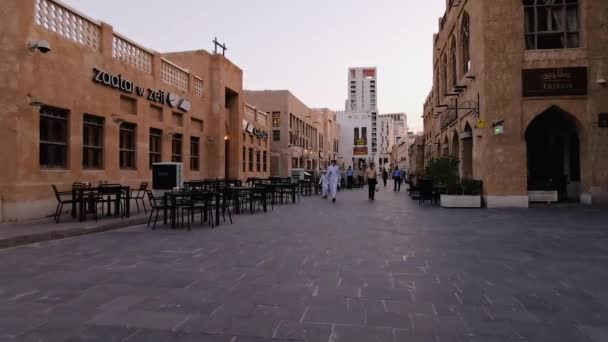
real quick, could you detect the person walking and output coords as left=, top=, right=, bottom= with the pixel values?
left=365, top=163, right=378, bottom=200
left=319, top=172, right=329, bottom=199
left=327, top=160, right=340, bottom=203
left=382, top=168, right=389, bottom=188
left=393, top=167, right=402, bottom=192
left=346, top=166, right=354, bottom=189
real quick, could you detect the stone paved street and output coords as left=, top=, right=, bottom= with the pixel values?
left=1, top=189, right=608, bottom=341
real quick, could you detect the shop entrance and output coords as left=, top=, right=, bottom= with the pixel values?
left=525, top=106, right=580, bottom=201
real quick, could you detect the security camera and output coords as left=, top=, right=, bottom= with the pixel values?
left=28, top=40, right=51, bottom=54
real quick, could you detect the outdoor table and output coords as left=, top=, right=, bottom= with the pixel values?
left=72, top=186, right=130, bottom=221
left=268, top=183, right=297, bottom=204
left=163, top=191, right=220, bottom=229
left=229, top=186, right=268, bottom=214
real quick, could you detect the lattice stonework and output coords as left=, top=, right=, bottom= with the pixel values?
left=161, top=61, right=189, bottom=91
left=193, top=77, right=204, bottom=97
left=112, top=36, right=152, bottom=74
left=34, top=0, right=100, bottom=50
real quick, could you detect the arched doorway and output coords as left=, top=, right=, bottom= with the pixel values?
left=461, top=123, right=473, bottom=179
left=451, top=130, right=460, bottom=158
left=442, top=136, right=449, bottom=157
left=525, top=106, right=581, bottom=201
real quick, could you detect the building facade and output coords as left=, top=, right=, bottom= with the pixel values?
left=380, top=113, right=408, bottom=144
left=378, top=115, right=395, bottom=169
left=346, top=67, right=379, bottom=164
left=336, top=111, right=374, bottom=172
left=241, top=104, right=270, bottom=180
left=0, top=0, right=246, bottom=222
left=423, top=0, right=608, bottom=207
left=244, top=90, right=324, bottom=177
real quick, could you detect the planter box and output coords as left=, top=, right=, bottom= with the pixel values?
left=440, top=194, right=482, bottom=208
left=528, top=191, right=558, bottom=203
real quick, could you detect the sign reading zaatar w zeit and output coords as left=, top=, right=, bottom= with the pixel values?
left=522, top=67, right=587, bottom=97
left=93, top=68, right=192, bottom=112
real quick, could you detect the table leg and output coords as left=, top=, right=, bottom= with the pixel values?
left=292, top=187, right=296, bottom=204
left=215, top=193, right=220, bottom=226
left=263, top=191, right=267, bottom=212
left=79, top=192, right=85, bottom=221
left=163, top=194, right=168, bottom=224
left=71, top=190, right=77, bottom=218
left=125, top=189, right=130, bottom=218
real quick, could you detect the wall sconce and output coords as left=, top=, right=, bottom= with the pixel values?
left=596, top=79, right=607, bottom=86
left=466, top=75, right=476, bottom=80
left=111, top=114, right=124, bottom=125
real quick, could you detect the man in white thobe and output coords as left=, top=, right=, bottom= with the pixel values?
left=327, top=160, right=340, bottom=203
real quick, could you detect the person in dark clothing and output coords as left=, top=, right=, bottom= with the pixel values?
left=382, top=168, right=389, bottom=187
left=393, top=167, right=402, bottom=192
left=346, top=166, right=354, bottom=189
left=366, top=163, right=378, bottom=200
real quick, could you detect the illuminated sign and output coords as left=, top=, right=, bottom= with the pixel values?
left=93, top=68, right=191, bottom=112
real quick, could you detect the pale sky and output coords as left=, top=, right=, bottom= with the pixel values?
left=62, top=0, right=446, bottom=132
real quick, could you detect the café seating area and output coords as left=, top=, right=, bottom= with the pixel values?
left=51, top=177, right=311, bottom=231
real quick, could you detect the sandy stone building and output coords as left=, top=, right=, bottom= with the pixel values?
left=423, top=0, right=608, bottom=207
left=0, top=0, right=247, bottom=221
left=241, top=104, right=270, bottom=180
left=244, top=91, right=324, bottom=177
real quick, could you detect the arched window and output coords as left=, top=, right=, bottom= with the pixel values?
left=450, top=38, right=457, bottom=88
left=523, top=0, right=579, bottom=50
left=461, top=13, right=471, bottom=74
left=442, top=54, right=448, bottom=97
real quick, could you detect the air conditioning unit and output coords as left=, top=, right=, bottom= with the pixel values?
left=152, top=162, right=184, bottom=193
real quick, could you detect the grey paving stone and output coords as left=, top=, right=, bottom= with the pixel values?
left=0, top=190, right=607, bottom=340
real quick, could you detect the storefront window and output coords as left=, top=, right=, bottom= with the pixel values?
left=256, top=150, right=261, bottom=172
left=249, top=148, right=254, bottom=172
left=171, top=134, right=182, bottom=163
left=40, top=106, right=69, bottom=169
left=83, top=114, right=104, bottom=169
left=119, top=123, right=136, bottom=169
left=149, top=128, right=162, bottom=168
left=190, top=136, right=200, bottom=171
left=263, top=151, right=267, bottom=172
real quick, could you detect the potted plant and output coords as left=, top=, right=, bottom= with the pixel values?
left=426, top=156, right=483, bottom=208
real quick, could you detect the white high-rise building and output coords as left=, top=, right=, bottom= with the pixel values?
left=341, top=67, right=379, bottom=168
left=346, top=67, right=377, bottom=113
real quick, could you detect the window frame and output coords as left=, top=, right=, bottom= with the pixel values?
left=149, top=128, right=162, bottom=169
left=190, top=136, right=200, bottom=171
left=39, top=106, right=69, bottom=169
left=461, top=12, right=471, bottom=74
left=119, top=122, right=137, bottom=170
left=171, top=133, right=183, bottom=163
left=524, top=0, right=580, bottom=50
left=82, top=114, right=104, bottom=169
left=248, top=148, right=254, bottom=172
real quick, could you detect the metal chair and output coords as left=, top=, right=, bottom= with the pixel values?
left=51, top=185, right=75, bottom=223
left=131, top=182, right=148, bottom=214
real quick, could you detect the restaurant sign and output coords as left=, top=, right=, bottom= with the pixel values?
left=93, top=68, right=191, bottom=112
left=253, top=128, right=269, bottom=140
left=354, top=139, right=367, bottom=146
left=522, top=67, right=587, bottom=97
left=353, top=147, right=368, bottom=156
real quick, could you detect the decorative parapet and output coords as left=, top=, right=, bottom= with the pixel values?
left=111, top=33, right=153, bottom=74
left=34, top=0, right=100, bottom=50
left=160, top=58, right=189, bottom=92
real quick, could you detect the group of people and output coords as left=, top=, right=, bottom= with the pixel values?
left=381, top=166, right=404, bottom=192
left=319, top=161, right=407, bottom=202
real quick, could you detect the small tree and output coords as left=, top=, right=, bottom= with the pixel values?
left=425, top=156, right=460, bottom=194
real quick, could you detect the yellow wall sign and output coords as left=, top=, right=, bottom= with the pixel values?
left=475, top=119, right=486, bottom=129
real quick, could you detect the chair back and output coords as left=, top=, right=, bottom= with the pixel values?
left=51, top=185, right=62, bottom=202
left=138, top=182, right=148, bottom=191
left=146, top=190, right=158, bottom=208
